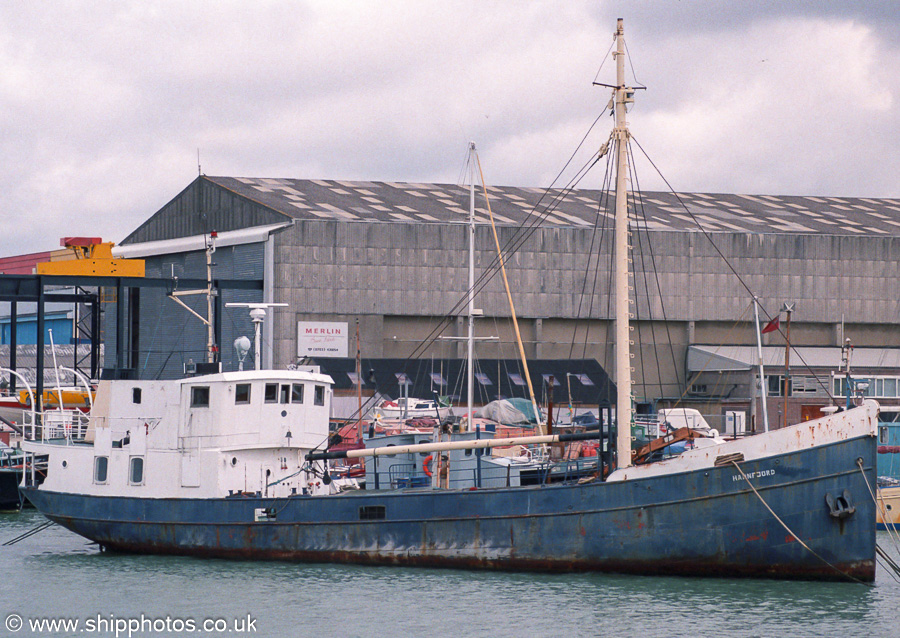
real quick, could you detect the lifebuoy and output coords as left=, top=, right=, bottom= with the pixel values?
left=423, top=455, right=434, bottom=477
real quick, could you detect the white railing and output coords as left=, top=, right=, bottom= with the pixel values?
left=40, top=409, right=91, bottom=443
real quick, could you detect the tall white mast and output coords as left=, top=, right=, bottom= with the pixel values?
left=467, top=142, right=476, bottom=426
left=613, top=18, right=633, bottom=468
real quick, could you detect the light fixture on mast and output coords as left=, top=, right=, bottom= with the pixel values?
left=225, top=303, right=288, bottom=370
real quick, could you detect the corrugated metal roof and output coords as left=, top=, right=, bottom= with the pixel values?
left=0, top=344, right=100, bottom=385
left=688, top=345, right=900, bottom=371
left=208, top=177, right=900, bottom=235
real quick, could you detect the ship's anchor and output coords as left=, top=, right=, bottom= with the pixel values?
left=825, top=489, right=856, bottom=519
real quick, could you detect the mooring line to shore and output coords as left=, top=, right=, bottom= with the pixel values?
left=857, top=458, right=900, bottom=546
left=855, top=459, right=900, bottom=582
left=731, top=460, right=872, bottom=586
left=2, top=519, right=55, bottom=546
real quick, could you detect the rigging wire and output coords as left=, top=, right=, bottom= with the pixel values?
left=627, top=141, right=684, bottom=398
left=337, top=115, right=612, bottom=423
left=622, top=38, right=648, bottom=90
left=568, top=138, right=613, bottom=356
left=630, top=135, right=836, bottom=402
left=566, top=137, right=615, bottom=404
left=591, top=37, right=617, bottom=86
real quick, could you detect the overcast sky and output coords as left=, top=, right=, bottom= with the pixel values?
left=2, top=1, right=899, bottom=257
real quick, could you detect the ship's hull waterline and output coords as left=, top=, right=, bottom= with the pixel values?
left=24, top=433, right=876, bottom=581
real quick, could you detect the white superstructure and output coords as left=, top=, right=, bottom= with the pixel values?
left=25, top=369, right=335, bottom=499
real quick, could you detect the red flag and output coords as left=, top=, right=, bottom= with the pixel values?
left=761, top=315, right=780, bottom=334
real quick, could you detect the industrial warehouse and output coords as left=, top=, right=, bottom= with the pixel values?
left=23, top=174, right=879, bottom=432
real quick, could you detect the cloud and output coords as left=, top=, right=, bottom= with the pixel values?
left=633, top=17, right=899, bottom=196
left=1, top=2, right=898, bottom=257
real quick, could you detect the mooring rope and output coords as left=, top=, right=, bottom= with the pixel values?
left=857, top=458, right=900, bottom=544
left=2, top=519, right=55, bottom=546
left=855, top=458, right=900, bottom=581
left=731, top=460, right=872, bottom=586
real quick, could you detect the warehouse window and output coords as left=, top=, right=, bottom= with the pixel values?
left=475, top=372, right=492, bottom=386
left=508, top=373, right=526, bottom=387
left=574, top=374, right=594, bottom=386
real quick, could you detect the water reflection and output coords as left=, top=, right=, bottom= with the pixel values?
left=3, top=510, right=898, bottom=638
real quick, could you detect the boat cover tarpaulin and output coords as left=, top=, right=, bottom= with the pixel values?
left=475, top=398, right=539, bottom=425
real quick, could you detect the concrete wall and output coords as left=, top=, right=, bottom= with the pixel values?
left=217, top=217, right=900, bottom=400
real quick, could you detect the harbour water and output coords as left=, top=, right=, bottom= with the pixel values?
left=2, top=509, right=899, bottom=637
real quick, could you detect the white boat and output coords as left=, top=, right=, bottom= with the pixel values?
left=372, top=397, right=451, bottom=421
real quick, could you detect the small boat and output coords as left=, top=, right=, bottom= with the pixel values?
left=20, top=20, right=879, bottom=581
left=877, top=480, right=900, bottom=531
left=0, top=442, right=45, bottom=510
left=876, top=419, right=900, bottom=530
left=372, top=397, right=452, bottom=421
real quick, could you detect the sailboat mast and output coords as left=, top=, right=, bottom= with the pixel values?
left=613, top=18, right=633, bottom=468
left=467, top=142, right=476, bottom=427
left=475, top=155, right=544, bottom=435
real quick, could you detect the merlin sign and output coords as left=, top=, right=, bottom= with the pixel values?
left=297, top=322, right=349, bottom=358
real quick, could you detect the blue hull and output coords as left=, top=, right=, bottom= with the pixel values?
left=23, top=435, right=877, bottom=581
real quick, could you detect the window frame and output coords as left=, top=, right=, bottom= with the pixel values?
left=190, top=386, right=210, bottom=408
left=235, top=383, right=252, bottom=405
left=129, top=456, right=144, bottom=485
left=93, top=456, right=109, bottom=484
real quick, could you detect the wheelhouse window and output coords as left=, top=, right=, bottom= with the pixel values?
left=314, top=385, right=325, bottom=406
left=235, top=383, right=251, bottom=405
left=190, top=386, right=210, bottom=407
left=129, top=457, right=144, bottom=485
left=279, top=384, right=290, bottom=404
left=93, top=456, right=108, bottom=484
left=264, top=383, right=278, bottom=403
left=291, top=383, right=304, bottom=404
left=132, top=388, right=142, bottom=404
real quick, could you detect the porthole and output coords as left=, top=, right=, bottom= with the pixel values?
left=61, top=460, right=67, bottom=468
left=231, top=457, right=238, bottom=466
